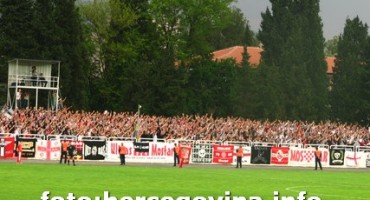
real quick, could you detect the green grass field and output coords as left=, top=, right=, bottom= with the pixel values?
left=0, top=162, right=369, bottom=200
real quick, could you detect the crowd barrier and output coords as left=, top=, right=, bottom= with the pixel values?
left=1, top=133, right=370, bottom=168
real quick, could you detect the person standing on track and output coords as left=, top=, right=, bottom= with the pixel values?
left=60, top=140, right=68, bottom=164
left=17, top=142, right=22, bottom=164
left=236, top=145, right=243, bottom=168
left=314, top=146, right=322, bottom=170
left=178, top=145, right=184, bottom=168
left=67, top=141, right=76, bottom=166
left=119, top=143, right=128, bottom=165
left=173, top=143, right=180, bottom=167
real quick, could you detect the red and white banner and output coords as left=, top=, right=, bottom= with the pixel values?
left=344, top=151, right=366, bottom=168
left=289, top=147, right=329, bottom=167
left=0, top=137, right=15, bottom=158
left=271, top=147, right=289, bottom=165
left=36, top=140, right=61, bottom=160
left=106, top=141, right=174, bottom=163
left=180, top=146, right=192, bottom=165
left=213, top=144, right=234, bottom=164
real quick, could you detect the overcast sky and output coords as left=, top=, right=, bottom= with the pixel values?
left=234, top=0, right=370, bottom=40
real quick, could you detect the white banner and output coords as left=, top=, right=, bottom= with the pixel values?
left=106, top=141, right=174, bottom=163
left=35, top=140, right=61, bottom=160
left=344, top=151, right=366, bottom=168
left=289, top=147, right=329, bottom=167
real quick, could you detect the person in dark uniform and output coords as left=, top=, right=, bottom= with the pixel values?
left=67, top=141, right=76, bottom=166
left=60, top=140, right=68, bottom=164
left=236, top=145, right=243, bottom=168
left=118, top=143, right=128, bottom=165
left=314, top=146, right=322, bottom=170
left=173, top=143, right=180, bottom=167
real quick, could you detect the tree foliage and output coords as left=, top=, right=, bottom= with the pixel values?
left=0, top=0, right=368, bottom=125
left=324, top=36, right=339, bottom=56
left=0, top=0, right=36, bottom=81
left=331, top=17, right=369, bottom=124
left=258, top=0, right=328, bottom=121
left=0, top=0, right=89, bottom=109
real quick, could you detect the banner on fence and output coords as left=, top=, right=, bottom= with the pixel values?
left=106, top=141, right=174, bottom=163
left=36, top=140, right=61, bottom=160
left=366, top=153, right=370, bottom=168
left=251, top=146, right=271, bottom=164
left=212, top=144, right=234, bottom=164
left=344, top=151, right=366, bottom=168
left=180, top=145, right=192, bottom=165
left=329, top=148, right=345, bottom=166
left=0, top=137, right=14, bottom=158
left=289, top=147, right=329, bottom=167
left=271, top=147, right=289, bottom=165
left=18, top=138, right=37, bottom=157
left=191, top=143, right=212, bottom=163
left=133, top=141, right=150, bottom=153
left=84, top=140, right=106, bottom=160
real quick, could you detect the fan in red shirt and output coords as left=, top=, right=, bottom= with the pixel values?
left=17, top=143, right=22, bottom=164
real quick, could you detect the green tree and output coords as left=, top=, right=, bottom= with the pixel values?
left=209, top=7, right=253, bottom=50
left=53, top=0, right=90, bottom=109
left=324, top=36, right=339, bottom=56
left=185, top=58, right=237, bottom=116
left=95, top=0, right=238, bottom=115
left=298, top=0, right=329, bottom=120
left=33, top=0, right=57, bottom=59
left=258, top=0, right=328, bottom=121
left=231, top=23, right=267, bottom=119
left=364, top=39, right=370, bottom=125
left=331, top=17, right=369, bottom=124
left=78, top=0, right=117, bottom=110
left=100, top=0, right=173, bottom=114
left=179, top=0, right=234, bottom=59
left=0, top=0, right=37, bottom=82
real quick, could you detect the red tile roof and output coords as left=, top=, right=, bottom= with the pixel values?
left=212, top=46, right=335, bottom=74
left=212, top=46, right=262, bottom=66
left=325, top=56, right=335, bottom=74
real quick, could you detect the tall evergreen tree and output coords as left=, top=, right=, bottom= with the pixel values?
left=0, top=0, right=37, bottom=82
left=331, top=17, right=369, bottom=124
left=258, top=0, right=328, bottom=121
left=185, top=58, right=237, bottom=116
left=232, top=22, right=265, bottom=118
left=364, top=39, right=370, bottom=125
left=33, top=0, right=57, bottom=59
left=53, top=0, right=90, bottom=109
left=297, top=0, right=329, bottom=120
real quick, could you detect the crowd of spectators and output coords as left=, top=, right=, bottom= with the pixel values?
left=1, top=107, right=369, bottom=146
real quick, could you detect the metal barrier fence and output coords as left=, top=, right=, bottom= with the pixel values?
left=356, top=146, right=370, bottom=152
left=17, top=134, right=45, bottom=140
left=330, top=145, right=354, bottom=151
left=1, top=133, right=369, bottom=151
